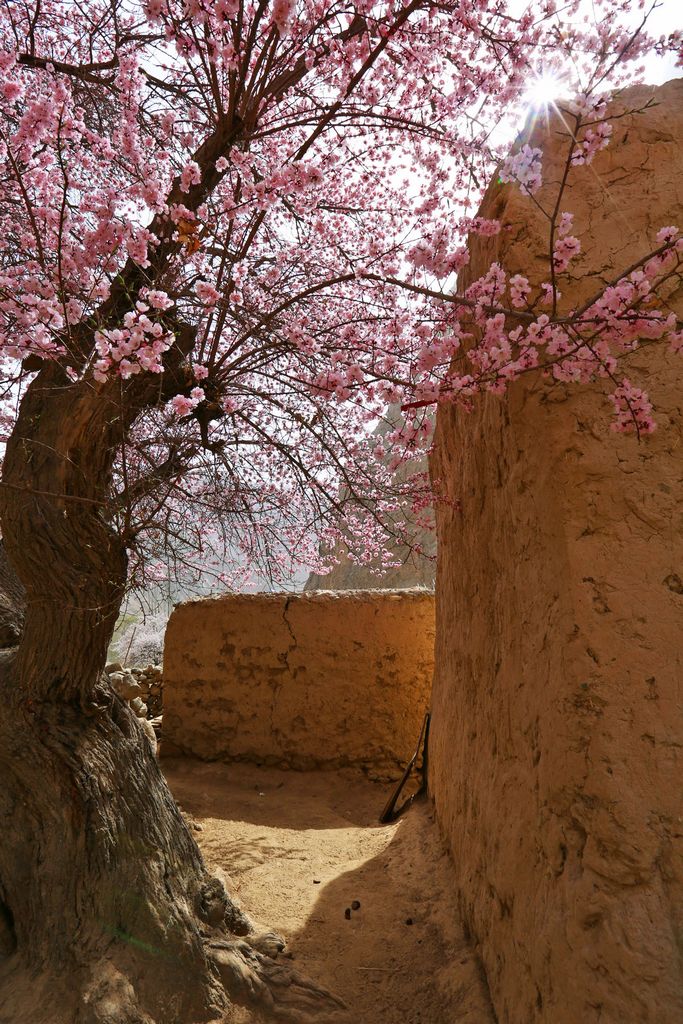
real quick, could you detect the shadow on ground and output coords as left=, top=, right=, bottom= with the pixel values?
left=164, top=756, right=390, bottom=829
left=164, top=757, right=495, bottom=1024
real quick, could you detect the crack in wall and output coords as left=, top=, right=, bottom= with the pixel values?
left=268, top=596, right=298, bottom=747
left=165, top=591, right=435, bottom=774
left=281, top=596, right=297, bottom=673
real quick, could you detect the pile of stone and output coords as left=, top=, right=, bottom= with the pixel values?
left=135, top=663, right=164, bottom=718
left=104, top=661, right=164, bottom=755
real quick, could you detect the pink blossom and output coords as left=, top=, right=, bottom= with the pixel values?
left=509, top=274, right=531, bottom=308
left=553, top=235, right=581, bottom=272
left=557, top=212, right=574, bottom=237
left=670, top=331, right=683, bottom=355
left=540, top=283, right=559, bottom=305
left=567, top=92, right=610, bottom=119
left=499, top=145, right=543, bottom=195
left=466, top=218, right=501, bottom=237
left=171, top=395, right=195, bottom=416
left=572, top=123, right=612, bottom=166
left=2, top=80, right=22, bottom=102
left=146, top=289, right=173, bottom=309
left=215, top=0, right=239, bottom=18
left=145, top=0, right=165, bottom=22
left=656, top=225, right=679, bottom=245
left=609, top=379, right=656, bottom=435
left=118, top=359, right=141, bottom=378
left=180, top=161, right=201, bottom=193
left=272, top=0, right=295, bottom=36
left=196, top=281, right=220, bottom=305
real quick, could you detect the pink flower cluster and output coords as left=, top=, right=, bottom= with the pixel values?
left=609, top=378, right=656, bottom=434
left=461, top=217, right=501, bottom=237
left=311, top=362, right=366, bottom=402
left=196, top=281, right=221, bottom=306
left=465, top=262, right=506, bottom=308
left=416, top=331, right=462, bottom=372
left=180, top=161, right=202, bottom=193
left=572, top=122, right=612, bottom=166
left=553, top=234, right=581, bottom=272
left=0, top=274, right=69, bottom=360
left=171, top=387, right=205, bottom=417
left=272, top=0, right=295, bottom=37
left=499, top=145, right=543, bottom=195
left=509, top=274, right=531, bottom=308
left=567, top=93, right=609, bottom=119
left=93, top=299, right=174, bottom=381
left=407, top=233, right=469, bottom=277
left=413, top=217, right=682, bottom=433
left=225, top=158, right=327, bottom=217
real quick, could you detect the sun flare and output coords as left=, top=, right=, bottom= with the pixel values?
left=522, top=70, right=564, bottom=110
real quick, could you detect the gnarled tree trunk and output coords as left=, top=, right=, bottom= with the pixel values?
left=0, top=363, right=345, bottom=1024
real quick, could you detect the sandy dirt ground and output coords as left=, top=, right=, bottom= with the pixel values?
left=163, top=758, right=495, bottom=1024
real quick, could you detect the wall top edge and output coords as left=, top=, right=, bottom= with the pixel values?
left=171, top=586, right=436, bottom=610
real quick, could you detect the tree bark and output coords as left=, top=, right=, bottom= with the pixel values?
left=0, top=542, right=25, bottom=648
left=0, top=362, right=345, bottom=1023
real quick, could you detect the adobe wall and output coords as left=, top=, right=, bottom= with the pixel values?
left=429, top=80, right=683, bottom=1022
left=163, top=589, right=434, bottom=779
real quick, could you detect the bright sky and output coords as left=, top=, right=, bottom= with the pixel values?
left=519, top=0, right=680, bottom=113
left=637, top=0, right=682, bottom=82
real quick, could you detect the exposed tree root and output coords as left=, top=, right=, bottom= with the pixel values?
left=2, top=928, right=348, bottom=1024
left=0, top=666, right=346, bottom=1024
left=78, top=931, right=349, bottom=1024
left=80, top=962, right=158, bottom=1024
left=209, top=937, right=349, bottom=1023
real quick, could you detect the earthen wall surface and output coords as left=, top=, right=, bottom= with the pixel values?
left=163, top=590, right=434, bottom=779
left=429, top=79, right=683, bottom=1023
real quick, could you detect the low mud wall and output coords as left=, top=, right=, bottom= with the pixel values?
left=163, top=589, right=434, bottom=779
left=429, top=80, right=683, bottom=1023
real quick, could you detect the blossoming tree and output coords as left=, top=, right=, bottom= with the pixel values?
left=0, top=0, right=680, bottom=1020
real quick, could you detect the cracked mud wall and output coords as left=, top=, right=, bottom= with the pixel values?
left=163, top=590, right=434, bottom=778
left=429, top=80, right=683, bottom=1023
